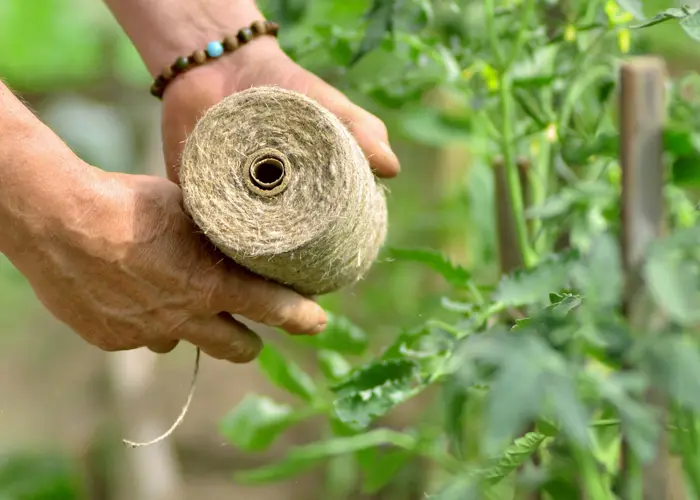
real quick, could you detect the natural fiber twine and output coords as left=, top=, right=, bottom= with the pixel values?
left=179, top=86, right=388, bottom=296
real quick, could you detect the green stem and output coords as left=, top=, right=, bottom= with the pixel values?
left=483, top=0, right=504, bottom=68
left=621, top=449, right=643, bottom=500
left=574, top=446, right=614, bottom=500
left=499, top=76, right=535, bottom=268
left=675, top=408, right=700, bottom=498
left=504, top=0, right=537, bottom=69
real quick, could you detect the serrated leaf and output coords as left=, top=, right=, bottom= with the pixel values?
left=298, top=312, right=369, bottom=355
left=388, top=247, right=472, bottom=288
left=481, top=432, right=546, bottom=485
left=234, top=429, right=417, bottom=485
left=332, top=359, right=423, bottom=428
left=219, top=394, right=303, bottom=452
left=257, top=343, right=317, bottom=402
left=615, top=0, right=644, bottom=20
left=494, top=251, right=577, bottom=307
left=631, top=8, right=691, bottom=29
left=682, top=11, right=700, bottom=42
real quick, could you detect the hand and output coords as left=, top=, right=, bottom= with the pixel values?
left=160, top=37, right=400, bottom=183
left=6, top=167, right=327, bottom=362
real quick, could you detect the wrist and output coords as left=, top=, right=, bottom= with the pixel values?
left=104, top=0, right=269, bottom=78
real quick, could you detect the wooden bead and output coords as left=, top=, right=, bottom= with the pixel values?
left=173, top=56, right=189, bottom=72
left=252, top=20, right=266, bottom=35
left=237, top=27, right=254, bottom=43
left=265, top=21, right=280, bottom=36
left=223, top=36, right=239, bottom=51
left=192, top=50, right=207, bottom=64
left=161, top=66, right=174, bottom=80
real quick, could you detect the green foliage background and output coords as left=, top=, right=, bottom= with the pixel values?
left=1, top=0, right=700, bottom=499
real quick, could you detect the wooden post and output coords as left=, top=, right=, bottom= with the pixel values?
left=619, top=57, right=684, bottom=500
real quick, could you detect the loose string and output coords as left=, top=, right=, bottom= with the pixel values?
left=122, top=347, right=201, bottom=448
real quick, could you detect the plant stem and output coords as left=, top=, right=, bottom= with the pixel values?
left=484, top=0, right=504, bottom=68
left=504, top=0, right=537, bottom=69
left=498, top=76, right=535, bottom=268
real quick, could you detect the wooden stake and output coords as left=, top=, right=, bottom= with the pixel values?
left=619, top=56, right=684, bottom=500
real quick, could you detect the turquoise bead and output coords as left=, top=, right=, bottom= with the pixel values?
left=206, top=41, right=224, bottom=58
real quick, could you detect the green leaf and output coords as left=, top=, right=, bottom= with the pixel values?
left=219, top=394, right=305, bottom=452
left=590, top=372, right=658, bottom=462
left=644, top=336, right=700, bottom=412
left=234, top=429, right=417, bottom=485
left=400, top=106, right=472, bottom=146
left=429, top=476, right=480, bottom=500
left=572, top=233, right=623, bottom=309
left=615, top=0, right=644, bottom=20
left=485, top=348, right=545, bottom=453
left=358, top=447, right=413, bottom=493
left=494, top=251, right=578, bottom=307
left=351, top=0, right=397, bottom=64
left=318, top=349, right=352, bottom=381
left=681, top=10, right=700, bottom=41
left=298, top=312, right=369, bottom=355
left=672, top=156, right=700, bottom=187
left=332, top=359, right=423, bottom=428
left=645, top=227, right=700, bottom=325
left=0, top=452, right=82, bottom=499
left=631, top=8, right=691, bottom=29
left=388, top=248, right=472, bottom=288
left=257, top=343, right=317, bottom=402
left=481, top=432, right=547, bottom=485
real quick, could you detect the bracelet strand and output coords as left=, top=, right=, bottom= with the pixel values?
left=149, top=20, right=280, bottom=99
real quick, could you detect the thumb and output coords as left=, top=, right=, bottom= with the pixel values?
left=309, top=85, right=400, bottom=178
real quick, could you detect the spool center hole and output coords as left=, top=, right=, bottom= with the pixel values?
left=250, top=158, right=285, bottom=189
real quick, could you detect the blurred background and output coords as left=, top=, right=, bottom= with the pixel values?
left=0, top=0, right=695, bottom=499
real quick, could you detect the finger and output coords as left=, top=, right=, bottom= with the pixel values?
left=208, top=265, right=327, bottom=336
left=344, top=107, right=400, bottom=178
left=148, top=339, right=180, bottom=354
left=306, top=85, right=400, bottom=178
left=178, top=313, right=263, bottom=363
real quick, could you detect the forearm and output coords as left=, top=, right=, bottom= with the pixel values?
left=102, top=0, right=268, bottom=77
left=0, top=82, right=100, bottom=257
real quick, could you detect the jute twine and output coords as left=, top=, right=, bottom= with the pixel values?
left=179, top=85, right=388, bottom=296
left=123, top=86, right=388, bottom=448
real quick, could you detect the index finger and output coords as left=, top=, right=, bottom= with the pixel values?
left=207, top=265, right=328, bottom=336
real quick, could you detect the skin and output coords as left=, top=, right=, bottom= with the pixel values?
left=0, top=0, right=399, bottom=363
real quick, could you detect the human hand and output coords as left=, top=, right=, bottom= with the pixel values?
left=5, top=167, right=327, bottom=362
left=160, top=36, right=400, bottom=183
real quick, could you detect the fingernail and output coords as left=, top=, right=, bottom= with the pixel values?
left=379, top=140, right=396, bottom=159
left=379, top=141, right=400, bottom=172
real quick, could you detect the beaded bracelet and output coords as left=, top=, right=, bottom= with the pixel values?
left=149, top=20, right=280, bottom=99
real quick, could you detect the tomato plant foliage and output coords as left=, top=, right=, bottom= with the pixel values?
left=220, top=0, right=700, bottom=498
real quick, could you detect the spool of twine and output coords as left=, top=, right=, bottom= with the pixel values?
left=179, top=86, right=388, bottom=296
